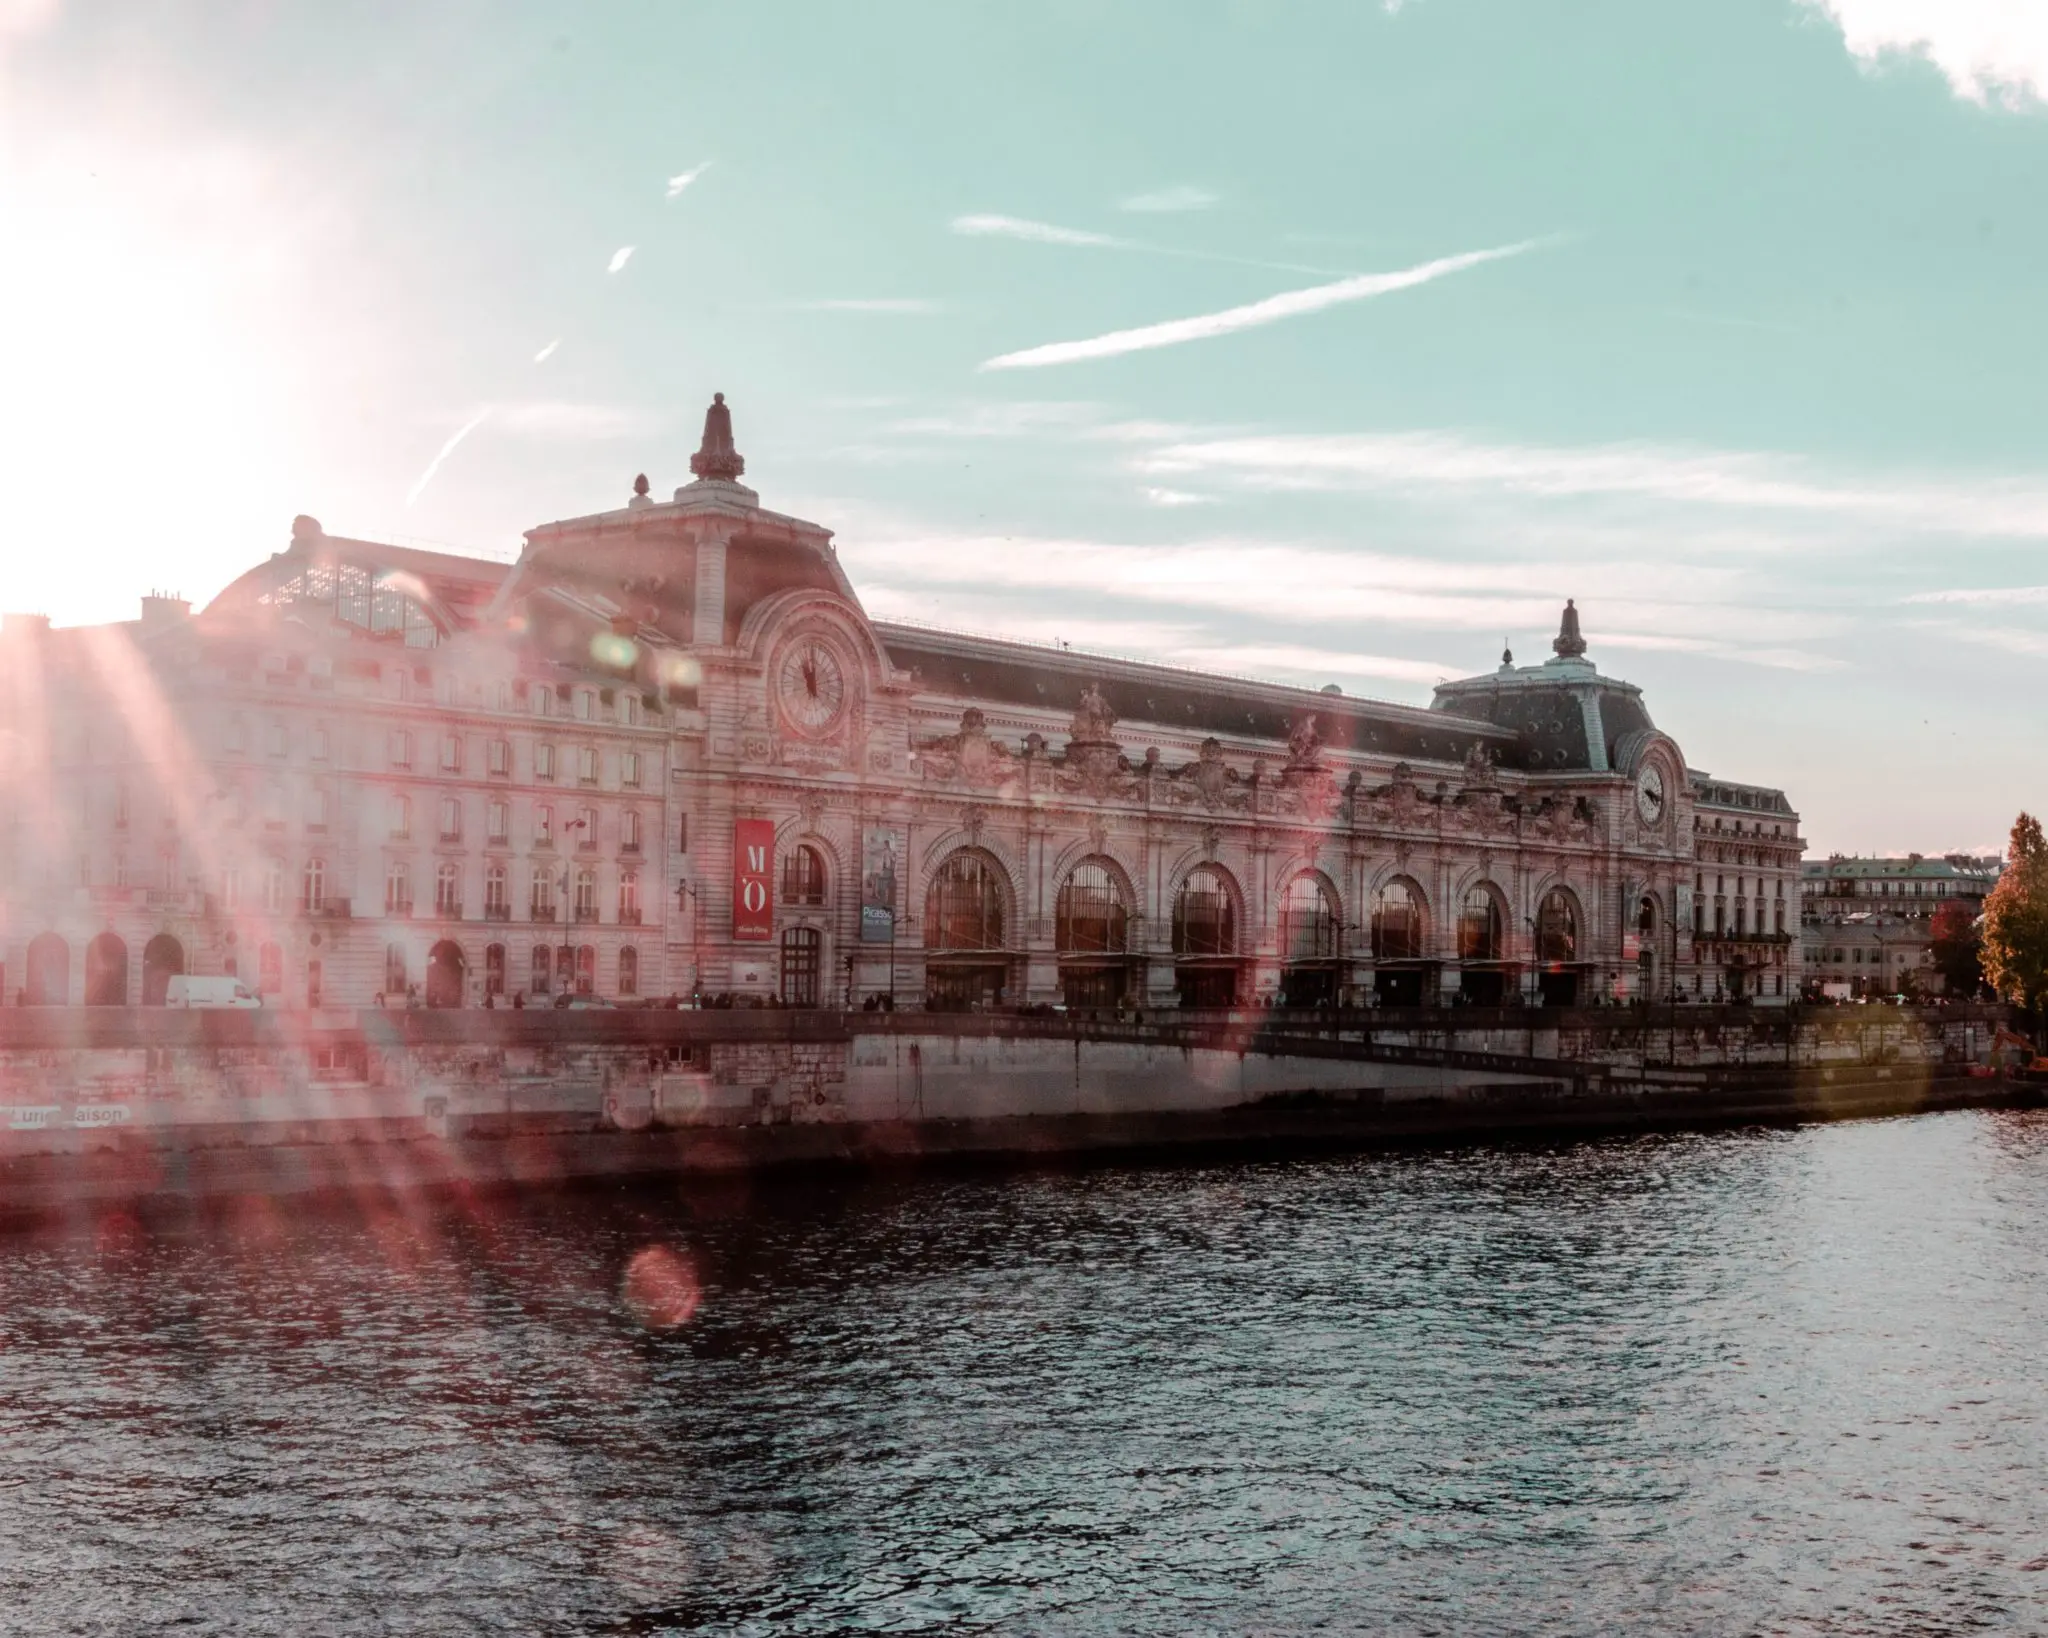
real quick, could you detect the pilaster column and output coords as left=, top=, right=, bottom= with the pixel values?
left=692, top=531, right=730, bottom=648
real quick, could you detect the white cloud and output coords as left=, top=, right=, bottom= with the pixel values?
left=495, top=400, right=661, bottom=440
left=1138, top=428, right=2048, bottom=537
left=951, top=213, right=1122, bottom=248
left=1904, top=583, right=2048, bottom=604
left=981, top=240, right=1541, bottom=369
left=607, top=245, right=634, bottom=273
left=665, top=160, right=712, bottom=199
left=405, top=408, right=491, bottom=507
left=1120, top=185, right=1218, bottom=213
left=532, top=338, right=560, bottom=364
left=1140, top=487, right=1215, bottom=507
left=1805, top=1, right=2048, bottom=105
left=793, top=297, right=942, bottom=314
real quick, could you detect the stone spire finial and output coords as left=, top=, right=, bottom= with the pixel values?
left=633, top=473, right=650, bottom=497
left=689, top=391, right=745, bottom=482
left=627, top=472, right=652, bottom=510
left=1552, top=598, right=1587, bottom=660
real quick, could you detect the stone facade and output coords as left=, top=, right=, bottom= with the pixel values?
left=0, top=397, right=1802, bottom=1012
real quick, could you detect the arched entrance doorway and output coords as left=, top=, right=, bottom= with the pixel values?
left=24, top=933, right=69, bottom=1005
left=1055, top=858, right=1131, bottom=1009
left=923, top=850, right=1011, bottom=1010
left=1457, top=886, right=1509, bottom=1005
left=142, top=934, right=185, bottom=1006
left=1371, top=878, right=1431, bottom=1007
left=425, top=940, right=467, bottom=1008
left=1534, top=888, right=1582, bottom=1007
left=84, top=932, right=129, bottom=1006
left=1277, top=874, right=1340, bottom=1008
left=1173, top=865, right=1242, bottom=1009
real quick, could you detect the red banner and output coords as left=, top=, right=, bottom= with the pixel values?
left=732, top=818, right=774, bottom=941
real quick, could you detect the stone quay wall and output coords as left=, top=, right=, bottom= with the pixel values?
left=0, top=1004, right=2020, bottom=1214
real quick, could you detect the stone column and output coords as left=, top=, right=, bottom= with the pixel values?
left=692, top=531, right=730, bottom=648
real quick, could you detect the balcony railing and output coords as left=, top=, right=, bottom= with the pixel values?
left=484, top=904, right=511, bottom=922
left=386, top=899, right=414, bottom=918
left=573, top=905, right=601, bottom=923
left=529, top=906, right=557, bottom=923
left=616, top=908, right=643, bottom=925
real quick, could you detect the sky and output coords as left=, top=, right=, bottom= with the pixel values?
left=2, top=0, right=2046, bottom=856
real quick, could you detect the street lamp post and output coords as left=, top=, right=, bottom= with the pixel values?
left=556, top=817, right=587, bottom=1004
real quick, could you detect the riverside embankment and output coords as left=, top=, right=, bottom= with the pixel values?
left=0, top=1003, right=2022, bottom=1215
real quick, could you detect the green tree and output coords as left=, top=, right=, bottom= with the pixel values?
left=1981, top=812, right=2048, bottom=1028
left=1928, top=899, right=1983, bottom=997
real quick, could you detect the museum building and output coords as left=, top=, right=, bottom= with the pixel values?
left=0, top=396, right=1802, bottom=1012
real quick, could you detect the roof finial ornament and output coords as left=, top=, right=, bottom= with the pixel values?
left=689, top=390, right=745, bottom=482
left=1501, top=639, right=1514, bottom=668
left=627, top=471, right=653, bottom=510
left=633, top=473, right=649, bottom=497
left=1552, top=598, right=1587, bottom=660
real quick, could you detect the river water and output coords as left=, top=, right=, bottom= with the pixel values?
left=3, top=1112, right=2047, bottom=1635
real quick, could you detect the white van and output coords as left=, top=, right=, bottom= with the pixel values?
left=164, top=975, right=263, bottom=1009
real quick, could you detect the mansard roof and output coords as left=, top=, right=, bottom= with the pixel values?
left=877, top=622, right=1518, bottom=764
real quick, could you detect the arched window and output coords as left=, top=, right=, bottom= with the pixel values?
left=259, top=941, right=285, bottom=996
left=617, top=945, right=639, bottom=996
left=385, top=943, right=408, bottom=995
left=1056, top=861, right=1128, bottom=953
left=618, top=870, right=640, bottom=922
left=1372, top=879, right=1426, bottom=960
left=1537, top=888, right=1578, bottom=963
left=1279, top=875, right=1338, bottom=962
left=782, top=844, right=827, bottom=907
left=1458, top=887, right=1503, bottom=962
left=575, top=944, right=597, bottom=995
left=301, top=857, right=326, bottom=913
left=530, top=865, right=556, bottom=920
left=485, top=862, right=509, bottom=918
left=435, top=861, right=462, bottom=917
left=386, top=859, right=412, bottom=916
left=306, top=958, right=322, bottom=1008
left=574, top=866, right=598, bottom=921
left=484, top=943, right=506, bottom=996
left=1174, top=867, right=1237, bottom=957
left=924, top=852, right=1005, bottom=951
left=530, top=944, right=552, bottom=996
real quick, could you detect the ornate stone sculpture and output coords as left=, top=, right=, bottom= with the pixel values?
left=1553, top=598, right=1587, bottom=660
left=916, top=707, right=1019, bottom=791
left=689, top=392, right=746, bottom=483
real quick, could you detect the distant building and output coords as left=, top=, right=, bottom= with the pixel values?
left=0, top=395, right=1803, bottom=1012
left=1799, top=853, right=2001, bottom=998
left=1688, top=777, right=1805, bottom=1003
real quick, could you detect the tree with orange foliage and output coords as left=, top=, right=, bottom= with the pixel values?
left=1981, top=813, right=2048, bottom=1030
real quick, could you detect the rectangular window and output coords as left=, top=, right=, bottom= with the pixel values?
left=532, top=687, right=551, bottom=718
left=621, top=809, right=642, bottom=852
left=535, top=744, right=556, bottom=781
left=389, top=728, right=411, bottom=768
left=535, top=804, right=553, bottom=847
left=619, top=870, right=640, bottom=922
left=488, top=737, right=510, bottom=776
left=221, top=868, right=240, bottom=910
left=389, top=794, right=411, bottom=839
left=310, top=725, right=329, bottom=761
left=439, top=795, right=462, bottom=841
left=306, top=788, right=330, bottom=830
left=622, top=750, right=640, bottom=788
left=621, top=694, right=640, bottom=727
left=578, top=746, right=599, bottom=784
left=578, top=806, right=598, bottom=846
left=267, top=723, right=289, bottom=757
left=531, top=945, right=552, bottom=995
left=386, top=860, right=413, bottom=916
left=488, top=800, right=509, bottom=843
left=264, top=863, right=285, bottom=912
left=530, top=867, right=556, bottom=920
left=440, top=733, right=461, bottom=773
left=574, top=690, right=593, bottom=721
left=677, top=812, right=688, bottom=853
left=226, top=717, right=248, bottom=755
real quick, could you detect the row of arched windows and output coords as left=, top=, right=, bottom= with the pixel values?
left=910, top=850, right=1582, bottom=964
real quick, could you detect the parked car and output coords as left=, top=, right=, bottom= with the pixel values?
left=165, top=975, right=262, bottom=1009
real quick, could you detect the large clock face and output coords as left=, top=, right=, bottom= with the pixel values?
left=777, top=639, right=847, bottom=736
left=1637, top=765, right=1666, bottom=825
